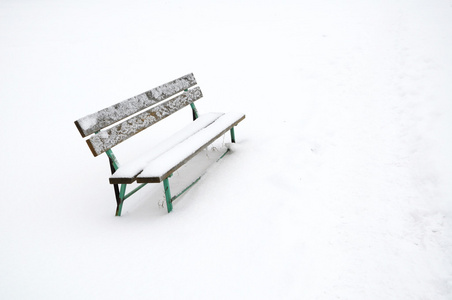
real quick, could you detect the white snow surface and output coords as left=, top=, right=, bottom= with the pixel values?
left=111, top=112, right=223, bottom=179
left=1, top=0, right=451, bottom=299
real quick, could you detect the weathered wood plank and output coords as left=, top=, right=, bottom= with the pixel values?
left=136, top=112, right=246, bottom=183
left=86, top=87, right=203, bottom=157
left=75, top=73, right=197, bottom=137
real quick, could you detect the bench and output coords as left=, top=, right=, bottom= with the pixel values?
left=74, top=73, right=245, bottom=216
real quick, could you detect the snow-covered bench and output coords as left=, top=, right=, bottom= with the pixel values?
left=74, top=73, right=245, bottom=216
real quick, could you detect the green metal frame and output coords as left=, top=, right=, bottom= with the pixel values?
left=163, top=178, right=173, bottom=213
left=162, top=174, right=201, bottom=212
left=105, top=149, right=149, bottom=216
left=160, top=126, right=236, bottom=212
left=100, top=103, right=238, bottom=216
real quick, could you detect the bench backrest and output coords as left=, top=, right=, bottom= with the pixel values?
left=75, top=73, right=203, bottom=157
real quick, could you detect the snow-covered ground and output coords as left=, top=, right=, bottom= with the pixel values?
left=1, top=0, right=451, bottom=299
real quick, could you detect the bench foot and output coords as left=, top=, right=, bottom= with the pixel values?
left=115, top=184, right=126, bottom=216
left=115, top=201, right=124, bottom=216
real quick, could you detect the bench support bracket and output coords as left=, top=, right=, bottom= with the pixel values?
left=163, top=178, right=173, bottom=213
left=190, top=103, right=199, bottom=120
left=106, top=148, right=147, bottom=216
left=106, top=149, right=124, bottom=216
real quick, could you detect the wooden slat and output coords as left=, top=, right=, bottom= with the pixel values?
left=136, top=113, right=246, bottom=183
left=74, top=73, right=197, bottom=137
left=86, top=87, right=203, bottom=157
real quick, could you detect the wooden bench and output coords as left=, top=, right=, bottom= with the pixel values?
left=75, top=73, right=245, bottom=216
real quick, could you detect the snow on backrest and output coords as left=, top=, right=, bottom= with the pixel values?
left=74, top=73, right=197, bottom=138
left=86, top=87, right=203, bottom=157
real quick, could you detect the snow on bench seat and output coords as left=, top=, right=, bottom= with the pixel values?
left=109, top=113, right=223, bottom=184
left=136, top=112, right=246, bottom=183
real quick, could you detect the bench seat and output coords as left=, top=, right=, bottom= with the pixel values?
left=110, top=112, right=245, bottom=184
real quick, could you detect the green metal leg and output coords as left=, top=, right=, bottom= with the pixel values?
left=115, top=184, right=126, bottom=216
left=163, top=178, right=173, bottom=213
left=230, top=127, right=236, bottom=143
left=190, top=103, right=199, bottom=120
